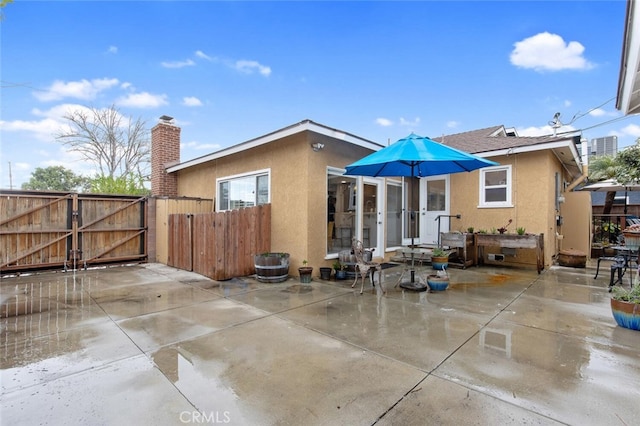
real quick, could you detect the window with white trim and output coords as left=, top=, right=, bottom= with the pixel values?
left=218, top=170, right=270, bottom=211
left=479, top=165, right=512, bottom=207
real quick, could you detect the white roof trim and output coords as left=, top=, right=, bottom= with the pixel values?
left=471, top=138, right=576, bottom=158
left=617, top=0, right=640, bottom=115
left=166, top=120, right=384, bottom=173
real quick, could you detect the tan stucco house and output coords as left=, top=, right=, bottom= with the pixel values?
left=152, top=117, right=591, bottom=275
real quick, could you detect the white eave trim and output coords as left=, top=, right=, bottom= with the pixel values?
left=617, top=0, right=640, bottom=114
left=166, top=120, right=384, bottom=173
left=475, top=139, right=582, bottom=169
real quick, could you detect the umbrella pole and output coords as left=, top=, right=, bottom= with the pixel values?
left=400, top=171, right=427, bottom=292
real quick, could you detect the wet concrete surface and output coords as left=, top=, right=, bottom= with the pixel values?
left=1, top=261, right=639, bottom=425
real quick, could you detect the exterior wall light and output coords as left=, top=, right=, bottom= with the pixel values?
left=311, top=142, right=324, bottom=151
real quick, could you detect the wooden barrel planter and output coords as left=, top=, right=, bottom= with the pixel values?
left=558, top=249, right=586, bottom=268
left=254, top=253, right=290, bottom=283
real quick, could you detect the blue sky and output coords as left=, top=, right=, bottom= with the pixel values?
left=1, top=0, right=638, bottom=189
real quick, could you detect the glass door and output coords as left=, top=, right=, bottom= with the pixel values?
left=421, top=175, right=450, bottom=245
left=361, top=178, right=383, bottom=252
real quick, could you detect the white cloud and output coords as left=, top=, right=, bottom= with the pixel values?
left=446, top=120, right=460, bottom=128
left=376, top=118, right=393, bottom=127
left=182, top=96, right=203, bottom=107
left=510, top=32, right=594, bottom=72
left=399, top=117, right=420, bottom=127
left=589, top=108, right=606, bottom=117
left=107, top=46, right=118, bottom=54
left=195, top=50, right=213, bottom=61
left=161, top=59, right=196, bottom=69
left=33, top=78, right=120, bottom=102
left=564, top=100, right=572, bottom=108
left=0, top=117, right=62, bottom=141
left=181, top=141, right=221, bottom=151
left=517, top=124, right=577, bottom=137
left=589, top=108, right=618, bottom=117
left=621, top=123, right=640, bottom=137
left=116, top=92, right=169, bottom=108
left=234, top=60, right=271, bottom=76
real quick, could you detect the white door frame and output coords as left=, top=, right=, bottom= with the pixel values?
left=358, top=176, right=384, bottom=252
left=420, top=175, right=450, bottom=245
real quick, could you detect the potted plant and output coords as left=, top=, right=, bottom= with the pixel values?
left=319, top=265, right=332, bottom=280
left=333, top=260, right=347, bottom=280
left=431, top=247, right=449, bottom=270
left=611, top=283, right=640, bottom=331
left=298, top=260, right=313, bottom=284
left=426, top=270, right=449, bottom=291
left=516, top=227, right=526, bottom=236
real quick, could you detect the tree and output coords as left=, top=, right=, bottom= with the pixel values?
left=1, top=0, right=13, bottom=21
left=88, top=174, right=150, bottom=196
left=588, top=154, right=619, bottom=215
left=614, top=138, right=640, bottom=185
left=55, top=105, right=150, bottom=181
left=21, top=166, right=88, bottom=191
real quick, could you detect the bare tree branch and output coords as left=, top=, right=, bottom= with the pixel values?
left=55, top=105, right=150, bottom=179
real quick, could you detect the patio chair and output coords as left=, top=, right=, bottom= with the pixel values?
left=351, top=238, right=384, bottom=295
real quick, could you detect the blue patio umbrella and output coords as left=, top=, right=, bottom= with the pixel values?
left=344, top=133, right=499, bottom=290
left=345, top=133, right=498, bottom=178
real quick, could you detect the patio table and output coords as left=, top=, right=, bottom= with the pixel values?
left=395, top=247, right=429, bottom=289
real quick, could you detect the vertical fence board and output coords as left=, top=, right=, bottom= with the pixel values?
left=170, top=205, right=271, bottom=280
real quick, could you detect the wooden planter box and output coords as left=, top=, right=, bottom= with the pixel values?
left=440, top=232, right=475, bottom=268
left=475, top=233, right=544, bottom=273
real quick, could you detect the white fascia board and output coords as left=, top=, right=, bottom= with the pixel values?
left=617, top=0, right=640, bottom=114
left=166, top=120, right=383, bottom=174
left=479, top=139, right=580, bottom=161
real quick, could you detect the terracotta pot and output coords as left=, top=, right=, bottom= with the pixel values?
left=610, top=298, right=640, bottom=331
left=431, top=256, right=449, bottom=271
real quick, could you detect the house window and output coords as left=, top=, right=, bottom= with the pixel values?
left=479, top=165, right=512, bottom=207
left=217, top=170, right=270, bottom=211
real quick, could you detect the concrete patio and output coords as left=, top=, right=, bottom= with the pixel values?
left=1, top=261, right=639, bottom=425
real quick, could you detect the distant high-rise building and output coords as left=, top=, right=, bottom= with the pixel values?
left=589, top=136, right=618, bottom=157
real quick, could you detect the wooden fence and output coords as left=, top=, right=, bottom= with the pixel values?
left=168, top=204, right=271, bottom=280
left=1, top=190, right=147, bottom=273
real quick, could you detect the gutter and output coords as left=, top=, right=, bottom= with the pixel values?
left=566, top=137, right=589, bottom=192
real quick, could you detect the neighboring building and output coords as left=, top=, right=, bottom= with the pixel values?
left=152, top=119, right=591, bottom=273
left=589, top=136, right=618, bottom=157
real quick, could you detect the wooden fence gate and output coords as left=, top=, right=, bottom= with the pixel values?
left=168, top=204, right=271, bottom=280
left=1, top=190, right=147, bottom=274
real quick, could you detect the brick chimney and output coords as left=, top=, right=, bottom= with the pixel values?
left=151, top=115, right=180, bottom=197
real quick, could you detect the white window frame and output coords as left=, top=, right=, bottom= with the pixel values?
left=216, top=169, right=270, bottom=211
left=478, top=165, right=512, bottom=208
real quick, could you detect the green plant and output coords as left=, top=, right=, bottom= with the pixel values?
left=432, top=247, right=447, bottom=257
left=332, top=260, right=343, bottom=271
left=477, top=229, right=487, bottom=234
left=467, top=226, right=474, bottom=233
left=302, top=260, right=308, bottom=266
left=516, top=227, right=526, bottom=235
left=612, top=283, right=640, bottom=304
left=490, top=227, right=497, bottom=234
